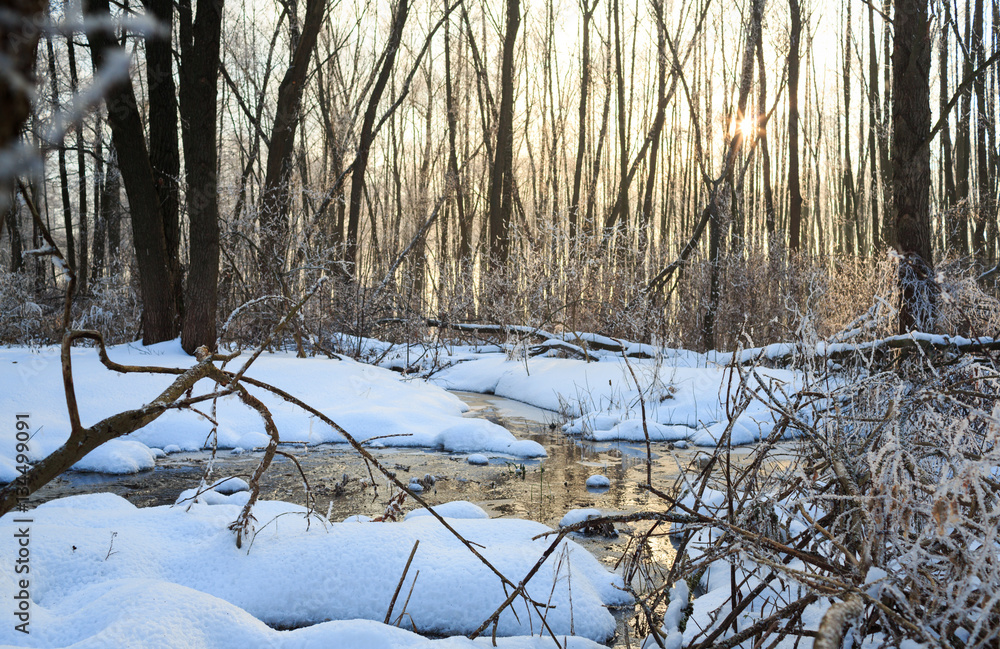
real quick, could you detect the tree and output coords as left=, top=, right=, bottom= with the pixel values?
left=787, top=0, right=803, bottom=253
left=0, top=0, right=46, bottom=216
left=86, top=0, right=180, bottom=344
left=178, top=0, right=225, bottom=352
left=487, top=0, right=520, bottom=268
left=892, top=0, right=933, bottom=332
left=345, top=0, right=410, bottom=278
left=258, top=0, right=326, bottom=275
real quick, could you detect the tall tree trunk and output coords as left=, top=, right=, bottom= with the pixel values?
left=869, top=0, right=885, bottom=252
left=92, top=119, right=107, bottom=280
left=66, top=30, right=89, bottom=294
left=640, top=0, right=668, bottom=260
left=102, top=150, right=121, bottom=271
left=603, top=0, right=630, bottom=242
left=954, top=3, right=973, bottom=255
left=444, top=2, right=469, bottom=264
left=178, top=0, right=224, bottom=352
left=145, top=0, right=181, bottom=313
left=755, top=27, right=775, bottom=242
left=47, top=37, right=76, bottom=275
left=841, top=2, right=858, bottom=254
left=5, top=201, right=23, bottom=272
left=704, top=0, right=759, bottom=351
left=971, top=0, right=992, bottom=263
left=570, top=0, right=597, bottom=245
left=892, top=0, right=933, bottom=332
left=487, top=0, right=519, bottom=267
left=258, top=0, right=325, bottom=273
left=787, top=0, right=803, bottom=253
left=0, top=0, right=45, bottom=216
left=86, top=0, right=179, bottom=343
left=346, top=0, right=409, bottom=277
left=939, top=1, right=957, bottom=212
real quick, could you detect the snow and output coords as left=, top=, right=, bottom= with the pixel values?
left=466, top=454, right=489, bottom=465
left=559, top=508, right=603, bottom=528
left=428, top=346, right=798, bottom=447
left=405, top=500, right=489, bottom=520
left=585, top=475, right=610, bottom=489
left=0, top=340, right=547, bottom=480
left=0, top=494, right=630, bottom=646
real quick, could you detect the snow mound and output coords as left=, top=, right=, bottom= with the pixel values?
left=405, top=501, right=489, bottom=520
left=560, top=508, right=603, bottom=528
left=2, top=494, right=631, bottom=642
left=436, top=420, right=546, bottom=457
left=585, top=475, right=610, bottom=489
left=467, top=454, right=489, bottom=465
left=71, top=439, right=156, bottom=474
left=0, top=342, right=549, bottom=482
left=0, top=576, right=607, bottom=649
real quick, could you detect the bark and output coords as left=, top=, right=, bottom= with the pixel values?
left=787, top=0, right=803, bottom=253
left=346, top=0, right=410, bottom=277
left=755, top=28, right=775, bottom=241
left=178, top=0, right=225, bottom=353
left=487, top=0, right=520, bottom=268
left=47, top=37, right=76, bottom=274
left=444, top=4, right=469, bottom=263
left=64, top=29, right=90, bottom=294
left=570, top=0, right=597, bottom=244
left=971, top=0, right=992, bottom=262
left=259, top=0, right=326, bottom=268
left=869, top=0, right=884, bottom=251
left=892, top=0, right=934, bottom=332
left=704, top=0, right=759, bottom=351
left=640, top=0, right=668, bottom=259
left=86, top=0, right=180, bottom=343
left=5, top=202, right=23, bottom=272
left=91, top=123, right=107, bottom=280
left=954, top=3, right=973, bottom=255
left=0, top=0, right=45, bottom=215
left=145, top=0, right=181, bottom=310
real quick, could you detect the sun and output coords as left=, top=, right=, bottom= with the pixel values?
left=735, top=113, right=757, bottom=138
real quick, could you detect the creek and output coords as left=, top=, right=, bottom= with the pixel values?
left=26, top=390, right=776, bottom=645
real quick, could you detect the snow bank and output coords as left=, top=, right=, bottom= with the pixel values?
left=0, top=577, right=606, bottom=649
left=0, top=494, right=631, bottom=644
left=0, top=340, right=546, bottom=480
left=430, top=351, right=798, bottom=447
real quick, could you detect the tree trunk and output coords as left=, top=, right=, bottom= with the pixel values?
left=444, top=3, right=470, bottom=265
left=145, top=0, right=181, bottom=312
left=86, top=0, right=180, bottom=343
left=787, top=0, right=803, bottom=253
left=178, top=0, right=224, bottom=353
left=570, top=0, right=596, bottom=245
left=0, top=0, right=45, bottom=215
left=892, top=0, right=933, bottom=332
left=47, top=37, right=76, bottom=275
left=487, top=0, right=519, bottom=268
left=955, top=4, right=973, bottom=255
left=346, top=0, right=409, bottom=277
left=258, top=0, right=325, bottom=272
left=971, top=0, right=993, bottom=263
left=869, top=0, right=885, bottom=252
left=66, top=30, right=89, bottom=294
left=640, top=0, right=667, bottom=260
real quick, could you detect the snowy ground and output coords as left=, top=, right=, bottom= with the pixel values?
left=0, top=340, right=545, bottom=482
left=349, top=335, right=801, bottom=448
left=1, top=335, right=807, bottom=648
left=0, top=492, right=629, bottom=648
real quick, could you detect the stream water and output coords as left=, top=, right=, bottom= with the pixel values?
left=25, top=391, right=784, bottom=646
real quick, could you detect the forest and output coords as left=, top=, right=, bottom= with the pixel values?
left=1, top=0, right=1000, bottom=647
